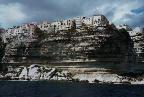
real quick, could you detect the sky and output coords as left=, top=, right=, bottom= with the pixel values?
left=0, top=0, right=143, bottom=28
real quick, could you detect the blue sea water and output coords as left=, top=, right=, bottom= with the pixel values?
left=0, top=81, right=144, bottom=97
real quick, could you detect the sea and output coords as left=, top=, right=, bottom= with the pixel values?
left=0, top=81, right=144, bottom=97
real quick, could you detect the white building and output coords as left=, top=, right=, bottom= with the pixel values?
left=5, top=23, right=37, bottom=43
left=117, top=24, right=132, bottom=31
left=92, top=15, right=109, bottom=27
left=74, top=16, right=84, bottom=28
left=51, top=21, right=61, bottom=31
left=4, top=14, right=110, bottom=43
left=130, top=27, right=144, bottom=57
left=74, top=15, right=109, bottom=28
left=38, top=14, right=109, bottom=32
left=60, top=19, right=75, bottom=30
left=51, top=19, right=75, bottom=31
left=37, top=21, right=51, bottom=31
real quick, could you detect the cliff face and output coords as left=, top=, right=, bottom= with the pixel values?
left=2, top=25, right=135, bottom=67
left=0, top=32, right=6, bottom=70
left=132, top=33, right=144, bottom=61
left=40, top=27, right=135, bottom=65
left=2, top=27, right=42, bottom=63
left=0, top=38, right=5, bottom=63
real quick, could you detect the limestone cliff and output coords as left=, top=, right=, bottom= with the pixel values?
left=0, top=30, right=6, bottom=70
left=2, top=25, right=136, bottom=69
left=40, top=27, right=135, bottom=65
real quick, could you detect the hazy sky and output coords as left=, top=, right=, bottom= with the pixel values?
left=0, top=0, right=143, bottom=28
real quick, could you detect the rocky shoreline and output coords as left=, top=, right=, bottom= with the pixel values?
left=0, top=64, right=144, bottom=84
